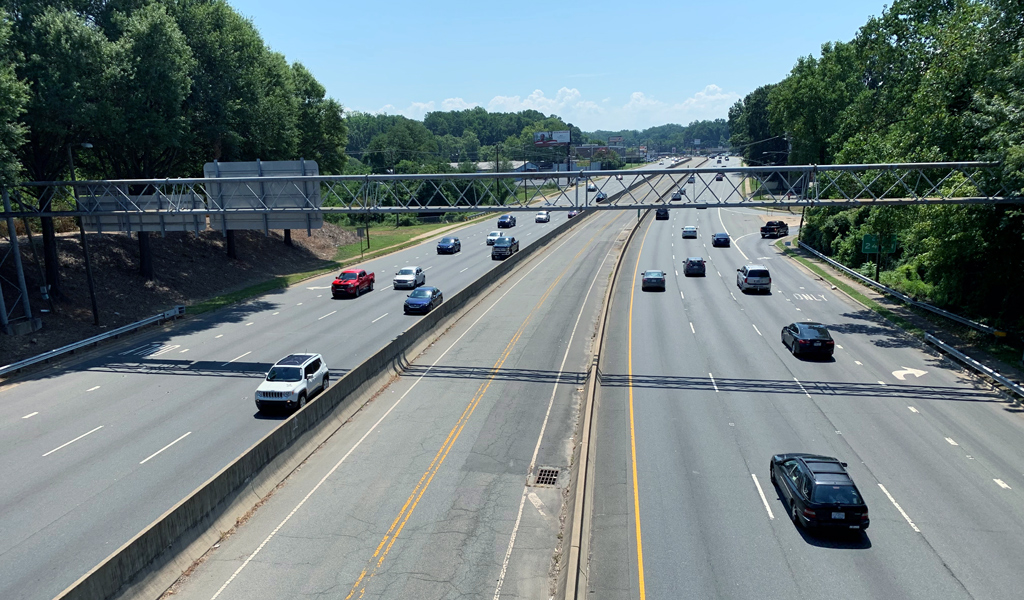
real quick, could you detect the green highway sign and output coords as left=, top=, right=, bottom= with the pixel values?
left=862, top=234, right=897, bottom=254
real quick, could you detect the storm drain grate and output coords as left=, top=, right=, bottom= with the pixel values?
left=535, top=468, right=560, bottom=486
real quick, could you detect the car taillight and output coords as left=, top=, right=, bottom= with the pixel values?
left=860, top=511, right=869, bottom=520
left=802, top=508, right=816, bottom=518
left=825, top=340, right=835, bottom=346
left=798, top=339, right=811, bottom=345
left=768, top=278, right=772, bottom=284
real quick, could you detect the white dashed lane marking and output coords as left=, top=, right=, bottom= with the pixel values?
left=22, top=412, right=38, bottom=419
left=752, top=324, right=762, bottom=336
left=945, top=437, right=959, bottom=446
left=318, top=311, right=337, bottom=320
left=139, top=431, right=192, bottom=465
left=221, top=351, right=251, bottom=367
left=908, top=406, right=919, bottom=413
left=371, top=313, right=388, bottom=323
left=995, top=479, right=1012, bottom=490
left=86, top=386, right=100, bottom=392
left=43, top=426, right=104, bottom=457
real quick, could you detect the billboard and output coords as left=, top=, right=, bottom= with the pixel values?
left=639, top=145, right=647, bottom=153
left=608, top=136, right=624, bottom=144
left=533, top=130, right=571, bottom=147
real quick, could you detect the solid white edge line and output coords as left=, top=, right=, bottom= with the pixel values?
left=371, top=313, right=388, bottom=324
left=221, top=351, right=251, bottom=367
left=140, top=431, right=192, bottom=464
left=751, top=474, right=775, bottom=519
left=22, top=412, right=38, bottom=419
left=493, top=232, right=617, bottom=600
left=42, top=425, right=104, bottom=457
left=878, top=483, right=920, bottom=532
left=318, top=310, right=337, bottom=320
left=209, top=217, right=590, bottom=600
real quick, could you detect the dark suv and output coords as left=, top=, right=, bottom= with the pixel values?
left=491, top=236, right=519, bottom=259
left=655, top=208, right=669, bottom=220
left=498, top=214, right=516, bottom=228
left=770, top=453, right=869, bottom=531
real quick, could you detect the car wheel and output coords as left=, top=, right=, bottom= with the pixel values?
left=791, top=342, right=799, bottom=356
left=369, top=281, right=374, bottom=291
left=791, top=503, right=800, bottom=526
left=297, top=392, right=307, bottom=409
left=769, top=465, right=776, bottom=485
left=322, top=374, right=329, bottom=391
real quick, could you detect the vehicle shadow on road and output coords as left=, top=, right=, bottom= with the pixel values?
left=599, top=371, right=1001, bottom=403
left=85, top=359, right=274, bottom=378
left=771, top=485, right=872, bottom=549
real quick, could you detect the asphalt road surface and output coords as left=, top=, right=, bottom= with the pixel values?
left=0, top=161, right=681, bottom=599
left=163, top=206, right=635, bottom=599
left=587, top=170, right=1024, bottom=599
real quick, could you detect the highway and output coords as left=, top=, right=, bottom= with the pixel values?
left=586, top=168, right=1024, bottom=599
left=158, top=204, right=636, bottom=599
left=0, top=162, right=682, bottom=599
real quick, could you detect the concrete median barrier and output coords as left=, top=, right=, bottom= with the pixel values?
left=53, top=204, right=601, bottom=600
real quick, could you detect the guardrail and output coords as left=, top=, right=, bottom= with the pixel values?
left=796, top=241, right=1000, bottom=335
left=925, top=334, right=1024, bottom=400
left=0, top=306, right=185, bottom=378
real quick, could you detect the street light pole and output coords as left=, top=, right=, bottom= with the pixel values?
left=67, top=142, right=100, bottom=326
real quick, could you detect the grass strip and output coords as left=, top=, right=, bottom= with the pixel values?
left=189, top=215, right=490, bottom=316
left=774, top=240, right=924, bottom=336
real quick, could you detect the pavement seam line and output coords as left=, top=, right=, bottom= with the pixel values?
left=492, top=214, right=624, bottom=600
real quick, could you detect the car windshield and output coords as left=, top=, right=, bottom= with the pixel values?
left=489, top=232, right=500, bottom=237
left=266, top=366, right=302, bottom=382
left=409, top=289, right=432, bottom=298
left=800, top=325, right=832, bottom=339
left=338, top=272, right=358, bottom=281
left=644, top=271, right=663, bottom=278
left=748, top=269, right=770, bottom=278
left=399, top=268, right=416, bottom=275
left=495, top=238, right=512, bottom=247
left=813, top=484, right=861, bottom=505
left=440, top=238, right=455, bottom=243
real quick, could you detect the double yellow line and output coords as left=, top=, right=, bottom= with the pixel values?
left=346, top=213, right=624, bottom=599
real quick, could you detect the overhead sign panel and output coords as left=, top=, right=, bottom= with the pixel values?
left=204, top=160, right=322, bottom=232
left=533, top=130, right=571, bottom=147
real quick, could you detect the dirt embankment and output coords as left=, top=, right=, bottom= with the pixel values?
left=0, top=224, right=358, bottom=366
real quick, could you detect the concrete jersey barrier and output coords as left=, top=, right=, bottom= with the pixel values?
left=53, top=200, right=605, bottom=600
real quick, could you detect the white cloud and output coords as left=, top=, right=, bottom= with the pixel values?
left=441, top=97, right=478, bottom=110
left=367, top=84, right=739, bottom=130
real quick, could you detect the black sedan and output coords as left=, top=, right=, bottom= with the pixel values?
left=683, top=257, right=706, bottom=277
left=770, top=453, right=869, bottom=531
left=711, top=233, right=730, bottom=247
left=436, top=236, right=461, bottom=254
left=567, top=210, right=580, bottom=219
left=781, top=322, right=835, bottom=358
left=404, top=286, right=443, bottom=314
left=641, top=270, right=666, bottom=291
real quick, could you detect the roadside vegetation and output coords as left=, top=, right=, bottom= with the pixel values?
left=731, top=0, right=1024, bottom=332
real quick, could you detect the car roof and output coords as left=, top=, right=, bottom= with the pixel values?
left=489, top=231, right=501, bottom=235
left=713, top=232, right=729, bottom=237
left=644, top=270, right=664, bottom=275
left=400, top=265, right=420, bottom=270
left=744, top=264, right=768, bottom=270
left=276, top=354, right=315, bottom=366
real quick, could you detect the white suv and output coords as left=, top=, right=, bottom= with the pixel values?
left=393, top=266, right=425, bottom=289
left=255, top=354, right=329, bottom=412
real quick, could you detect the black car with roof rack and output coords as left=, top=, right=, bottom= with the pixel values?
left=770, top=453, right=869, bottom=531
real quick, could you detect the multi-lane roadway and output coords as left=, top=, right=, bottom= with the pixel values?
left=0, top=163, right=682, bottom=599
left=587, top=170, right=1024, bottom=599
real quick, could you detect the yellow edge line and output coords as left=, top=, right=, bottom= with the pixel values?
left=628, top=217, right=653, bottom=599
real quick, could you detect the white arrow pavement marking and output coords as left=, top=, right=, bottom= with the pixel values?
left=994, top=479, right=1012, bottom=489
left=892, top=367, right=928, bottom=380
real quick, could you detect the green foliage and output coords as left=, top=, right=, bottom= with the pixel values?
left=0, top=9, right=27, bottom=184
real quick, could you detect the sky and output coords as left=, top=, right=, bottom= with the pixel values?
left=227, top=0, right=891, bottom=132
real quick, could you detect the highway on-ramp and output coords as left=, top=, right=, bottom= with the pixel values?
left=586, top=169, right=1024, bottom=599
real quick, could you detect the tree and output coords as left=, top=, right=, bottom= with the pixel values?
left=292, top=62, right=347, bottom=174
left=0, top=9, right=27, bottom=185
